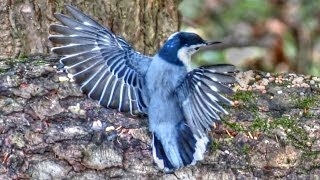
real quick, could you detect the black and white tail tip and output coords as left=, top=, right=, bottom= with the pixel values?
left=152, top=123, right=209, bottom=172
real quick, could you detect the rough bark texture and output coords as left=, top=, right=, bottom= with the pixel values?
left=0, top=56, right=320, bottom=179
left=0, top=0, right=180, bottom=58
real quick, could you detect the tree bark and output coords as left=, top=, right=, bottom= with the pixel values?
left=0, top=55, right=320, bottom=179
left=0, top=0, right=180, bottom=58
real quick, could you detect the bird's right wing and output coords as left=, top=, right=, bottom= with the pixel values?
left=49, top=5, right=151, bottom=115
left=175, top=64, right=237, bottom=135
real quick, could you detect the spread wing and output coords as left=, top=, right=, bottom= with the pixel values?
left=49, top=5, right=151, bottom=115
left=176, top=64, right=237, bottom=135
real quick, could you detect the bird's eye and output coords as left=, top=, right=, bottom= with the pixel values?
left=195, top=47, right=200, bottom=50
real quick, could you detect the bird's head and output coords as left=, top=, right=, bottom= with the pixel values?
left=158, top=32, right=220, bottom=70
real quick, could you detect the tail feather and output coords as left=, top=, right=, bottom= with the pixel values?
left=152, top=122, right=209, bottom=172
left=177, top=123, right=197, bottom=165
left=152, top=133, right=175, bottom=171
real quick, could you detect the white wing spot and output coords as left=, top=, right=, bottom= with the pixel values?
left=83, top=21, right=92, bottom=26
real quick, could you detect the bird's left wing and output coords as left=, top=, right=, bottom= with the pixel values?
left=175, top=64, right=237, bottom=135
left=49, top=5, right=151, bottom=115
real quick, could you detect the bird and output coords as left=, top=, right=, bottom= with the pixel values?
left=49, top=4, right=236, bottom=172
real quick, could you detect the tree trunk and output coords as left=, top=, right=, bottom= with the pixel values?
left=0, top=0, right=180, bottom=58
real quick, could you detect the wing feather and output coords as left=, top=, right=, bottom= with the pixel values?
left=50, top=5, right=150, bottom=114
left=176, top=64, right=237, bottom=134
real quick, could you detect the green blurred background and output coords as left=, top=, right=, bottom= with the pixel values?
left=179, top=0, right=320, bottom=76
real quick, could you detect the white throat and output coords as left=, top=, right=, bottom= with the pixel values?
left=177, top=44, right=205, bottom=72
left=177, top=47, right=193, bottom=72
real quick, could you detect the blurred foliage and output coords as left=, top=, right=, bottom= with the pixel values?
left=179, top=0, right=320, bottom=76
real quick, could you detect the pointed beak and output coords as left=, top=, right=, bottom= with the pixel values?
left=195, top=41, right=222, bottom=51
left=205, top=41, right=222, bottom=46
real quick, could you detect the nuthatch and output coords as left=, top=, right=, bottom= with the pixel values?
left=49, top=5, right=236, bottom=172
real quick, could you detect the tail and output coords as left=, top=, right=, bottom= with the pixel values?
left=152, top=122, right=209, bottom=172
